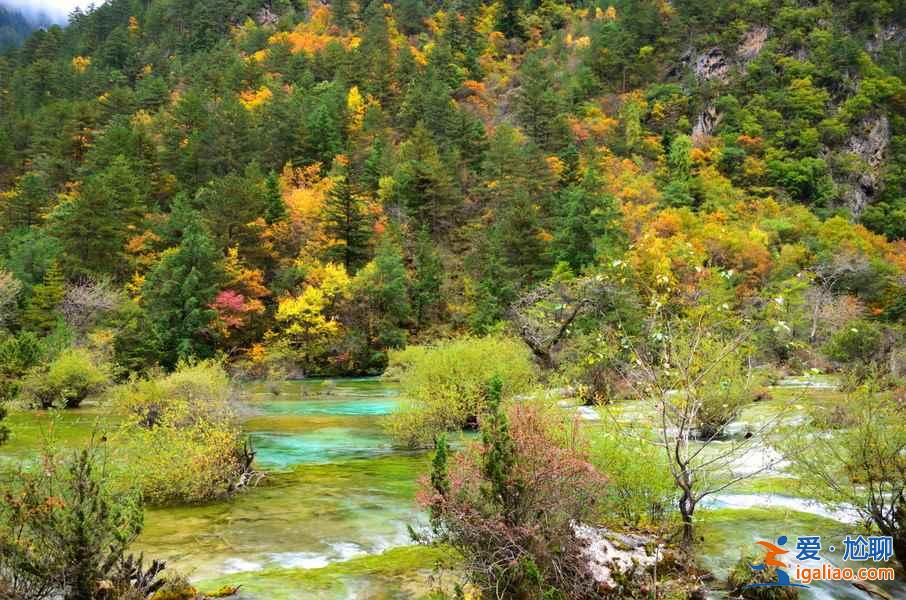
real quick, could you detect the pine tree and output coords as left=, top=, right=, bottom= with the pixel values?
left=142, top=216, right=223, bottom=367
left=352, top=234, right=411, bottom=352
left=22, top=259, right=66, bottom=333
left=495, top=190, right=549, bottom=284
left=393, top=123, right=458, bottom=232
left=428, top=433, right=450, bottom=528
left=516, top=51, right=564, bottom=151
left=4, top=171, right=50, bottom=231
left=498, top=0, right=524, bottom=40
left=323, top=160, right=372, bottom=272
left=411, top=229, right=443, bottom=325
left=52, top=156, right=146, bottom=278
left=264, top=171, right=286, bottom=224
left=480, top=376, right=521, bottom=512
left=550, top=169, right=623, bottom=271
left=0, top=401, right=7, bottom=445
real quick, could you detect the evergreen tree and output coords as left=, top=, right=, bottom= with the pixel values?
left=352, top=234, right=411, bottom=352
left=0, top=400, right=7, bottom=445
left=196, top=166, right=270, bottom=267
left=495, top=190, right=549, bottom=284
left=4, top=171, right=50, bottom=231
left=323, top=160, right=372, bottom=272
left=550, top=169, right=623, bottom=271
left=357, top=3, right=395, bottom=105
left=428, top=433, right=450, bottom=526
left=516, top=51, right=565, bottom=152
left=301, top=88, right=345, bottom=169
left=498, top=0, right=524, bottom=40
left=51, top=156, right=146, bottom=278
left=393, top=122, right=459, bottom=233
left=411, top=229, right=443, bottom=326
left=142, top=216, right=223, bottom=367
left=21, top=259, right=65, bottom=333
left=264, top=171, right=287, bottom=225
left=480, top=376, right=521, bottom=511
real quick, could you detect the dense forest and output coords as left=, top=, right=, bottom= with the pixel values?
left=0, top=0, right=903, bottom=376
left=0, top=0, right=904, bottom=598
left=0, top=6, right=52, bottom=52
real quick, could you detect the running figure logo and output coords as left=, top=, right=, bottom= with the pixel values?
left=745, top=535, right=809, bottom=589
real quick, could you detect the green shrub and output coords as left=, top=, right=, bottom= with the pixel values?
left=20, top=348, right=109, bottom=409
left=0, top=440, right=144, bottom=600
left=823, top=320, right=882, bottom=364
left=113, top=361, right=252, bottom=505
left=588, top=428, right=676, bottom=528
left=385, top=335, right=538, bottom=448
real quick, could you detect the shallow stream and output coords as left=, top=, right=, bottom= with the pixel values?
left=1, top=376, right=903, bottom=598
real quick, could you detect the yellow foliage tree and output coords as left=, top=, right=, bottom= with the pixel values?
left=273, top=262, right=351, bottom=365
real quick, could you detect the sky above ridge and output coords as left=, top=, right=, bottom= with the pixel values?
left=1, top=0, right=103, bottom=23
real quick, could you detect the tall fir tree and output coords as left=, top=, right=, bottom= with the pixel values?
left=323, top=160, right=372, bottom=272
left=51, top=156, right=146, bottom=278
left=21, top=259, right=66, bottom=333
left=393, top=122, right=458, bottom=233
left=352, top=233, right=411, bottom=353
left=515, top=51, right=565, bottom=152
left=142, top=216, right=224, bottom=367
left=411, top=229, right=443, bottom=326
left=4, top=171, right=50, bottom=231
left=264, top=171, right=287, bottom=224
left=550, top=169, right=623, bottom=271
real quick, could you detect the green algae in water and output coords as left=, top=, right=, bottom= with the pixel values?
left=196, top=545, right=456, bottom=600
left=133, top=451, right=430, bottom=581
left=0, top=404, right=120, bottom=465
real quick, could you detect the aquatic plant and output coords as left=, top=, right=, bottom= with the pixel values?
left=385, top=335, right=538, bottom=448
left=112, top=361, right=254, bottom=505
left=727, top=552, right=798, bottom=599
left=20, top=347, right=110, bottom=409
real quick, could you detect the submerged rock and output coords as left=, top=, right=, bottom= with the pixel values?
left=572, top=523, right=663, bottom=592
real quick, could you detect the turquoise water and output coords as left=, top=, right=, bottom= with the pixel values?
left=2, top=376, right=904, bottom=598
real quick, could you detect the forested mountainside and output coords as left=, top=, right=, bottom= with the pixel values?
left=0, top=0, right=903, bottom=379
left=0, top=6, right=50, bottom=51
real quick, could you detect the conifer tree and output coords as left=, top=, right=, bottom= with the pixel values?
left=352, top=233, right=411, bottom=352
left=550, top=169, right=623, bottom=271
left=480, top=376, right=520, bottom=510
left=411, top=229, right=443, bottom=325
left=516, top=51, right=565, bottom=152
left=142, top=216, right=223, bottom=367
left=264, top=171, right=286, bottom=224
left=498, top=0, right=524, bottom=40
left=393, top=123, right=458, bottom=232
left=22, top=259, right=65, bottom=333
left=52, top=156, right=146, bottom=278
left=323, top=160, right=372, bottom=272
left=4, top=171, right=50, bottom=231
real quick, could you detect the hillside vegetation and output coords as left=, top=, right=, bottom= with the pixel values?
left=0, top=1, right=905, bottom=598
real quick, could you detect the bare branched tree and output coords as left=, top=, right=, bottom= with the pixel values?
left=620, top=320, right=784, bottom=545
left=509, top=277, right=614, bottom=369
left=60, top=277, right=121, bottom=332
left=0, top=271, right=22, bottom=329
left=806, top=251, right=875, bottom=343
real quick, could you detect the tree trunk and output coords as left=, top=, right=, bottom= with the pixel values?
left=679, top=491, right=695, bottom=546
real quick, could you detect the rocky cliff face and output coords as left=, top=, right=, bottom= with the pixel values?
left=843, top=115, right=890, bottom=216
